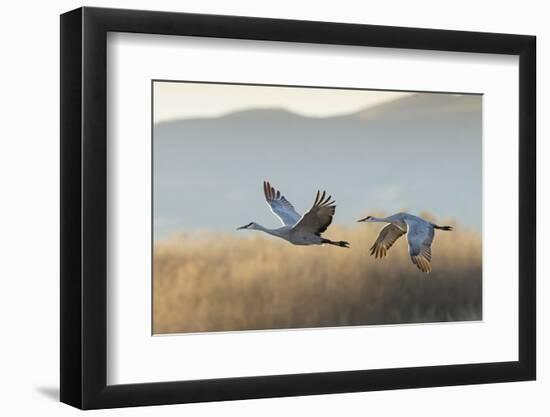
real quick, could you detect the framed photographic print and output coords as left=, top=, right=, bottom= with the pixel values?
left=60, top=6, right=536, bottom=409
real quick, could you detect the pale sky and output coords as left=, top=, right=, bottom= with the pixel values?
left=153, top=81, right=412, bottom=123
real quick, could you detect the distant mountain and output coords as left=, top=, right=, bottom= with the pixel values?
left=354, top=93, right=481, bottom=121
left=154, top=93, right=482, bottom=239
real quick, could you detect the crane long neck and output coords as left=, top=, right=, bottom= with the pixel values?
left=254, top=223, right=282, bottom=237
left=370, top=216, right=392, bottom=223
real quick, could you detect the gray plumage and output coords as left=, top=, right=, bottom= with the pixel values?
left=357, top=212, right=452, bottom=273
left=237, top=181, right=349, bottom=248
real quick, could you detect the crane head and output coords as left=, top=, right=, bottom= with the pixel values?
left=236, top=222, right=255, bottom=230
left=357, top=216, right=373, bottom=223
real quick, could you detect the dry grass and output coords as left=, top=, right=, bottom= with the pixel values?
left=153, top=218, right=482, bottom=334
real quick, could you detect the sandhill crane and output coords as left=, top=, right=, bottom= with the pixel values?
left=237, top=181, right=350, bottom=248
left=357, top=212, right=452, bottom=273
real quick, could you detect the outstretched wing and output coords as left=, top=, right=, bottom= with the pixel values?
left=369, top=224, right=406, bottom=258
left=292, top=190, right=336, bottom=235
left=405, top=219, right=435, bottom=273
left=263, top=181, right=301, bottom=226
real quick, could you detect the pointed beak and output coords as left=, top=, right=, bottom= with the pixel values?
left=357, top=216, right=370, bottom=223
left=236, top=225, right=247, bottom=230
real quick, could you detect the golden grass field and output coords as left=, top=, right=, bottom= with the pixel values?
left=153, top=216, right=482, bottom=334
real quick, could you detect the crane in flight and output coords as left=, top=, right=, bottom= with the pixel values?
left=237, top=181, right=350, bottom=248
left=357, top=212, right=452, bottom=273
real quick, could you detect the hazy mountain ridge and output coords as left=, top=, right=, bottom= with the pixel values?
left=155, top=93, right=481, bottom=153
left=156, top=93, right=481, bottom=126
left=354, top=93, right=481, bottom=121
left=154, top=93, right=482, bottom=238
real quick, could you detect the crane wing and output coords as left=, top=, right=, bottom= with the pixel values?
left=292, top=190, right=336, bottom=235
left=369, top=224, right=406, bottom=258
left=405, top=219, right=434, bottom=273
left=263, top=181, right=301, bottom=226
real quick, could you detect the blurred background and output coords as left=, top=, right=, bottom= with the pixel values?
left=153, top=81, right=482, bottom=334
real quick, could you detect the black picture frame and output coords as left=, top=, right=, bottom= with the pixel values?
left=60, top=6, right=536, bottom=410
